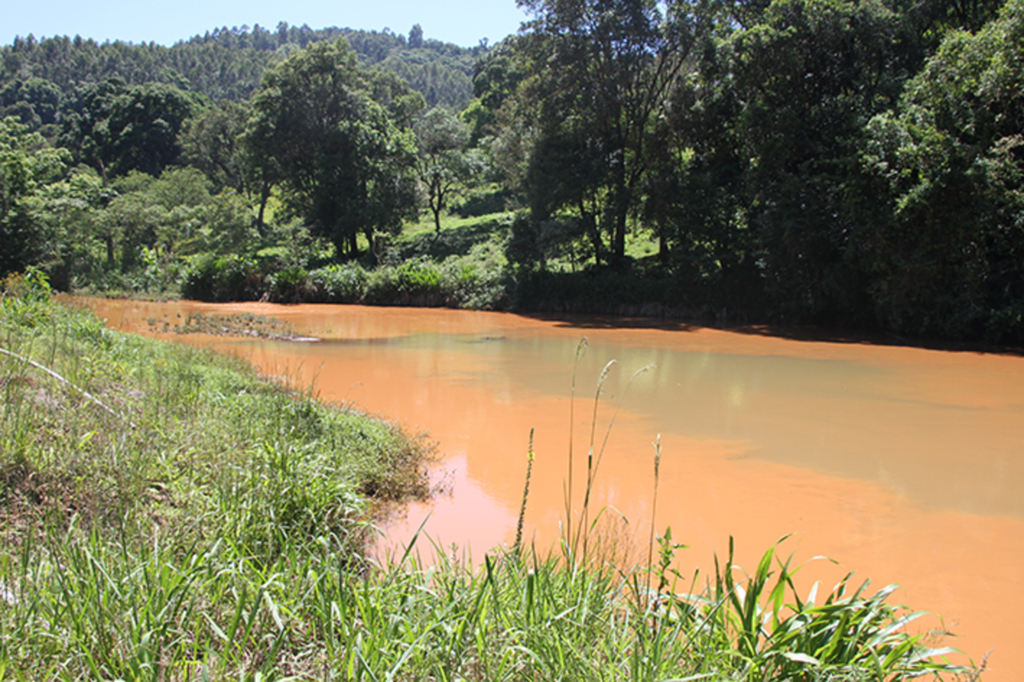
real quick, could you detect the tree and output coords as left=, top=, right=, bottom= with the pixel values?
left=105, top=83, right=205, bottom=177
left=56, top=80, right=203, bottom=180
left=514, top=0, right=695, bottom=265
left=178, top=100, right=249, bottom=194
left=859, top=0, right=1024, bottom=339
left=0, top=77, right=62, bottom=130
left=721, top=0, right=916, bottom=320
left=31, top=166, right=110, bottom=289
left=242, top=39, right=422, bottom=257
left=414, top=107, right=477, bottom=233
left=408, top=24, right=425, bottom=49
left=0, top=116, right=68, bottom=275
left=57, top=78, right=126, bottom=182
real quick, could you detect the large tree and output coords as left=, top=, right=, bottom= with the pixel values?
left=414, top=107, right=477, bottom=233
left=57, top=80, right=202, bottom=180
left=723, top=0, right=914, bottom=320
left=514, top=0, right=695, bottom=266
left=860, top=0, right=1024, bottom=339
left=242, top=39, right=423, bottom=257
left=105, top=83, right=204, bottom=177
left=178, top=100, right=249, bottom=195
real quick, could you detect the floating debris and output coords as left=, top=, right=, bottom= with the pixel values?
left=150, top=312, right=318, bottom=342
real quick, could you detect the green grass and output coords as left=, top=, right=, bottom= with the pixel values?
left=0, top=272, right=981, bottom=680
left=395, top=211, right=514, bottom=260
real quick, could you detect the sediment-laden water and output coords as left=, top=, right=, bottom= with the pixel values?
left=82, top=297, right=1024, bottom=679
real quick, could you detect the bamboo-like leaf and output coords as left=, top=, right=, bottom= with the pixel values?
left=867, top=610, right=926, bottom=648
left=781, top=651, right=821, bottom=665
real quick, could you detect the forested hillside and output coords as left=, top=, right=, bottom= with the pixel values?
left=0, top=22, right=479, bottom=118
left=2, top=0, right=1023, bottom=345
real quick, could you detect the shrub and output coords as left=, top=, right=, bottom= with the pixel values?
left=181, top=254, right=265, bottom=301
left=268, top=265, right=309, bottom=303
left=307, top=263, right=368, bottom=303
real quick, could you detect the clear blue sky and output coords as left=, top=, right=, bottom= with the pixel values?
left=4, top=0, right=531, bottom=48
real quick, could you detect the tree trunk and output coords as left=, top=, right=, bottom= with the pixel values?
left=256, top=182, right=270, bottom=238
left=658, top=220, right=669, bottom=265
left=610, top=159, right=628, bottom=266
left=364, top=228, right=378, bottom=265
left=579, top=202, right=602, bottom=267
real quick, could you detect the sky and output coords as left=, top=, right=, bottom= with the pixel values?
left=4, top=0, right=532, bottom=48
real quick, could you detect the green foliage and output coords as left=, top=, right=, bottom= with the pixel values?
left=306, top=262, right=369, bottom=302
left=178, top=99, right=249, bottom=193
left=414, top=106, right=481, bottom=233
left=0, top=116, right=69, bottom=275
left=659, top=537, right=966, bottom=680
left=513, top=0, right=696, bottom=265
left=0, top=266, right=53, bottom=327
left=242, top=39, right=422, bottom=258
left=454, top=183, right=510, bottom=218
left=267, top=265, right=310, bottom=303
left=713, top=0, right=917, bottom=321
left=0, top=26, right=480, bottom=113
left=859, top=0, right=1024, bottom=340
left=0, top=77, right=61, bottom=129
left=103, top=83, right=205, bottom=176
left=381, top=45, right=476, bottom=110
left=146, top=165, right=212, bottom=209
left=181, top=253, right=262, bottom=301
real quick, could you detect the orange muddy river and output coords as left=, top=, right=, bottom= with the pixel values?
left=80, top=298, right=1024, bottom=679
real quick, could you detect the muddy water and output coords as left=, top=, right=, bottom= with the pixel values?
left=82, top=298, right=1024, bottom=679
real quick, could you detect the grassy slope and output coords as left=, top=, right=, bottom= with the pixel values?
left=0, top=272, right=432, bottom=678
left=394, top=208, right=658, bottom=268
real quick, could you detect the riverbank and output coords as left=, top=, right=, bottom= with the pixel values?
left=86, top=207, right=1023, bottom=350
left=1, top=277, right=978, bottom=679
left=0, top=271, right=433, bottom=677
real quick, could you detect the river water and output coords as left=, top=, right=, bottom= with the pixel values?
left=81, top=298, right=1024, bottom=679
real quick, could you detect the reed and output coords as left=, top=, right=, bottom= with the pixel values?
left=563, top=337, right=653, bottom=562
left=513, top=428, right=535, bottom=553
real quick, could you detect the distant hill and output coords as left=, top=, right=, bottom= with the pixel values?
left=0, top=22, right=482, bottom=128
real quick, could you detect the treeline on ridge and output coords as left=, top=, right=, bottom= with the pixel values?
left=2, top=0, right=1024, bottom=346
left=0, top=22, right=479, bottom=113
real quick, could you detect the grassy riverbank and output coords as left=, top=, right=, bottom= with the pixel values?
left=0, top=270, right=433, bottom=678
left=0, top=272, right=978, bottom=680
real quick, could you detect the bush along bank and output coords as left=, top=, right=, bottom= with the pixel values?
left=181, top=253, right=513, bottom=311
left=0, top=271, right=979, bottom=679
left=177, top=253, right=754, bottom=325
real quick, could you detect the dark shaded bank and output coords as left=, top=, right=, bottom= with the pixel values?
left=176, top=255, right=1024, bottom=352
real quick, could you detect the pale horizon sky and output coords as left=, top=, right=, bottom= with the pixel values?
left=4, top=0, right=531, bottom=49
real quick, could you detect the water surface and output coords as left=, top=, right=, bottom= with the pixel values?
left=83, top=298, right=1024, bottom=679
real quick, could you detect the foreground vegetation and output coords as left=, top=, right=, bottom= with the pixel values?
left=0, top=274, right=978, bottom=679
